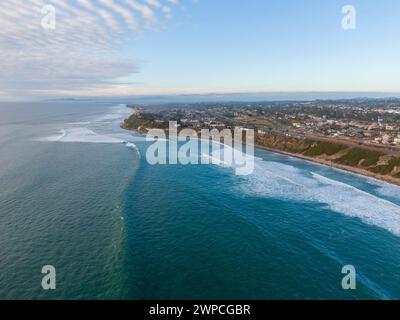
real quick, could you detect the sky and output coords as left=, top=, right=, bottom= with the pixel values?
left=1, top=0, right=400, bottom=100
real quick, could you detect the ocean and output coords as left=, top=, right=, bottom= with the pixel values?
left=0, top=102, right=400, bottom=299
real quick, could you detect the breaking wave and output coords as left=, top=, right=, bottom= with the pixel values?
left=369, top=180, right=400, bottom=202
left=238, top=158, right=400, bottom=236
left=38, top=128, right=125, bottom=144
left=37, top=104, right=139, bottom=153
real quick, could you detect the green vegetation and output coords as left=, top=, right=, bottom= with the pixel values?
left=255, top=133, right=400, bottom=182
left=255, top=134, right=310, bottom=153
left=123, top=114, right=169, bottom=131
left=123, top=109, right=400, bottom=183
left=303, top=140, right=347, bottom=157
left=335, top=148, right=383, bottom=167
left=370, top=157, right=400, bottom=175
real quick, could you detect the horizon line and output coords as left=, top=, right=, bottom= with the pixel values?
left=2, top=90, right=400, bottom=103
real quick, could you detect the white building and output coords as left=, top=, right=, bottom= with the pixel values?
left=382, top=134, right=393, bottom=145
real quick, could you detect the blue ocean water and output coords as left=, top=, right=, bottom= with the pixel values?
left=0, top=102, right=400, bottom=300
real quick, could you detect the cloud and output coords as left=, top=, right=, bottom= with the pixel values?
left=0, top=0, right=181, bottom=99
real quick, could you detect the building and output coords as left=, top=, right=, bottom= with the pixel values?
left=382, top=134, right=394, bottom=145
left=386, top=125, right=397, bottom=131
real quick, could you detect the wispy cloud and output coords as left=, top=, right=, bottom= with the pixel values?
left=0, top=0, right=182, bottom=99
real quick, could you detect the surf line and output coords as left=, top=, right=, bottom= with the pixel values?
left=145, top=121, right=255, bottom=176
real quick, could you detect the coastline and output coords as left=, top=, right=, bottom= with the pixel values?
left=121, top=112, right=400, bottom=187
left=254, top=143, right=400, bottom=187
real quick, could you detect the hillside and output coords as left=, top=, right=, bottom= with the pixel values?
left=123, top=113, right=400, bottom=185
left=256, top=134, right=400, bottom=184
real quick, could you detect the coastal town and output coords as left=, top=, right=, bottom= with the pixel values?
left=124, top=98, right=400, bottom=185
left=127, top=98, right=400, bottom=149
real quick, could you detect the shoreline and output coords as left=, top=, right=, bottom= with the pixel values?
left=121, top=114, right=400, bottom=187
left=254, top=143, right=400, bottom=187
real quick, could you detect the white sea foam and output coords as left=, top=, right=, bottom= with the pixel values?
left=125, top=142, right=137, bottom=149
left=201, top=153, right=230, bottom=167
left=199, top=140, right=260, bottom=173
left=239, top=159, right=400, bottom=236
left=39, top=129, right=67, bottom=142
left=66, top=121, right=91, bottom=126
left=110, top=133, right=148, bottom=142
left=311, top=173, right=400, bottom=235
left=94, top=104, right=133, bottom=123
left=37, top=105, right=140, bottom=154
left=368, top=179, right=400, bottom=200
left=39, top=128, right=124, bottom=144
left=125, top=142, right=141, bottom=157
left=96, top=113, right=125, bottom=122
left=325, top=165, right=400, bottom=201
